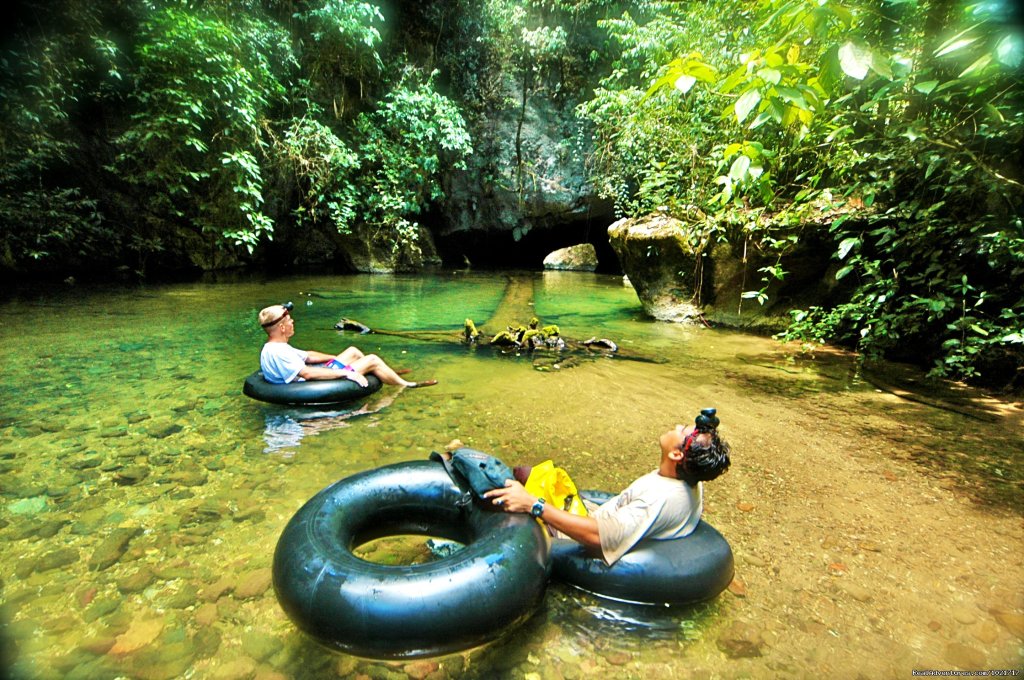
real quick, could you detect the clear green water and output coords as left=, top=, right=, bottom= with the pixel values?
left=1, top=272, right=1021, bottom=679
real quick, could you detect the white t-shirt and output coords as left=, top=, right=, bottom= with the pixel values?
left=260, top=342, right=308, bottom=384
left=591, top=470, right=702, bottom=565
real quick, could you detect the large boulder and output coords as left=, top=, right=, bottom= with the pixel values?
left=609, top=202, right=864, bottom=329
left=543, top=243, right=598, bottom=271
left=607, top=211, right=706, bottom=322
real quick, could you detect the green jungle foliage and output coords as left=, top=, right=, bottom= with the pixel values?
left=0, top=0, right=1020, bottom=384
left=0, top=0, right=472, bottom=274
left=580, top=0, right=1023, bottom=384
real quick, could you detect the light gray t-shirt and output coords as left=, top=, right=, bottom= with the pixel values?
left=260, top=342, right=308, bottom=384
left=591, top=470, right=703, bottom=565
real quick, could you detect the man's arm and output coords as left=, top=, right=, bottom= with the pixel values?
left=303, top=350, right=336, bottom=364
left=483, top=480, right=601, bottom=550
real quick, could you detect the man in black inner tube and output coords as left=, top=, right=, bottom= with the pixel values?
left=257, top=302, right=438, bottom=388
left=484, top=409, right=730, bottom=565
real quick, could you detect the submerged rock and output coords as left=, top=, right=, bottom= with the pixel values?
left=146, top=418, right=183, bottom=439
left=88, top=526, right=143, bottom=571
left=7, top=496, right=48, bottom=515
left=32, top=547, right=80, bottom=574
left=233, top=568, right=272, bottom=599
left=716, top=620, right=765, bottom=658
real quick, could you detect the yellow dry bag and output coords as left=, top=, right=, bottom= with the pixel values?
left=524, top=460, right=588, bottom=517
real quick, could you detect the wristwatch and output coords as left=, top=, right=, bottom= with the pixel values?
left=530, top=497, right=546, bottom=518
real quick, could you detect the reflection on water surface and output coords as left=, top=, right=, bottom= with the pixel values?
left=1, top=272, right=1021, bottom=678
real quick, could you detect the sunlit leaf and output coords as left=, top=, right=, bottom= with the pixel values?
left=935, top=36, right=980, bottom=58
left=869, top=50, right=893, bottom=80
left=748, top=111, right=771, bottom=129
left=913, top=80, right=939, bottom=94
left=958, top=53, right=992, bottom=78
left=759, top=68, right=781, bottom=85
left=838, top=41, right=870, bottom=80
left=734, top=89, right=761, bottom=124
left=838, top=237, right=860, bottom=260
left=995, top=33, right=1023, bottom=68
left=729, top=154, right=751, bottom=181
left=674, top=74, right=697, bottom=94
left=775, top=86, right=807, bottom=108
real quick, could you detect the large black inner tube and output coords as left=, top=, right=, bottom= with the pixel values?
left=272, top=461, right=551, bottom=659
left=551, top=491, right=734, bottom=606
left=242, top=371, right=381, bottom=406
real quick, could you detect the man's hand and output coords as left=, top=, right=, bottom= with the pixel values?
left=341, top=370, right=369, bottom=387
left=483, top=479, right=537, bottom=513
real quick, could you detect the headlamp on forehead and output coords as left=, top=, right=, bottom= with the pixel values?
left=261, top=301, right=294, bottom=328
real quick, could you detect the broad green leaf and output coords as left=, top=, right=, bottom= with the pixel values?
left=913, top=80, right=939, bottom=94
left=759, top=68, right=781, bottom=85
left=869, top=50, right=893, bottom=80
left=720, top=65, right=746, bottom=94
left=734, top=89, right=761, bottom=124
left=959, top=53, right=992, bottom=78
left=749, top=111, right=773, bottom=129
left=674, top=74, right=697, bottom=94
left=969, top=324, right=989, bottom=336
left=935, top=36, right=980, bottom=58
left=724, top=143, right=742, bottom=159
left=688, top=62, right=718, bottom=83
left=775, top=86, right=807, bottom=109
left=984, top=103, right=1006, bottom=122
left=835, top=264, right=854, bottom=280
left=729, top=154, right=751, bottom=181
left=996, top=33, right=1023, bottom=68
left=838, top=42, right=871, bottom=80
left=837, top=237, right=860, bottom=260
left=831, top=5, right=854, bottom=25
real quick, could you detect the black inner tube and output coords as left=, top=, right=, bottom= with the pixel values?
left=242, top=370, right=382, bottom=405
left=273, top=461, right=551, bottom=659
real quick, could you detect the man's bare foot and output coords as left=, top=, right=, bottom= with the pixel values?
left=408, top=379, right=438, bottom=388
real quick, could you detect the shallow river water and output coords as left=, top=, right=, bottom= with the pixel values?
left=1, top=271, right=1021, bottom=679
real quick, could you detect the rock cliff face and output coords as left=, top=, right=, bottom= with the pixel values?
left=434, top=80, right=615, bottom=270
left=335, top=224, right=442, bottom=274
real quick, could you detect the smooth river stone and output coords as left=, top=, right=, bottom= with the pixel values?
left=88, top=526, right=143, bottom=570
